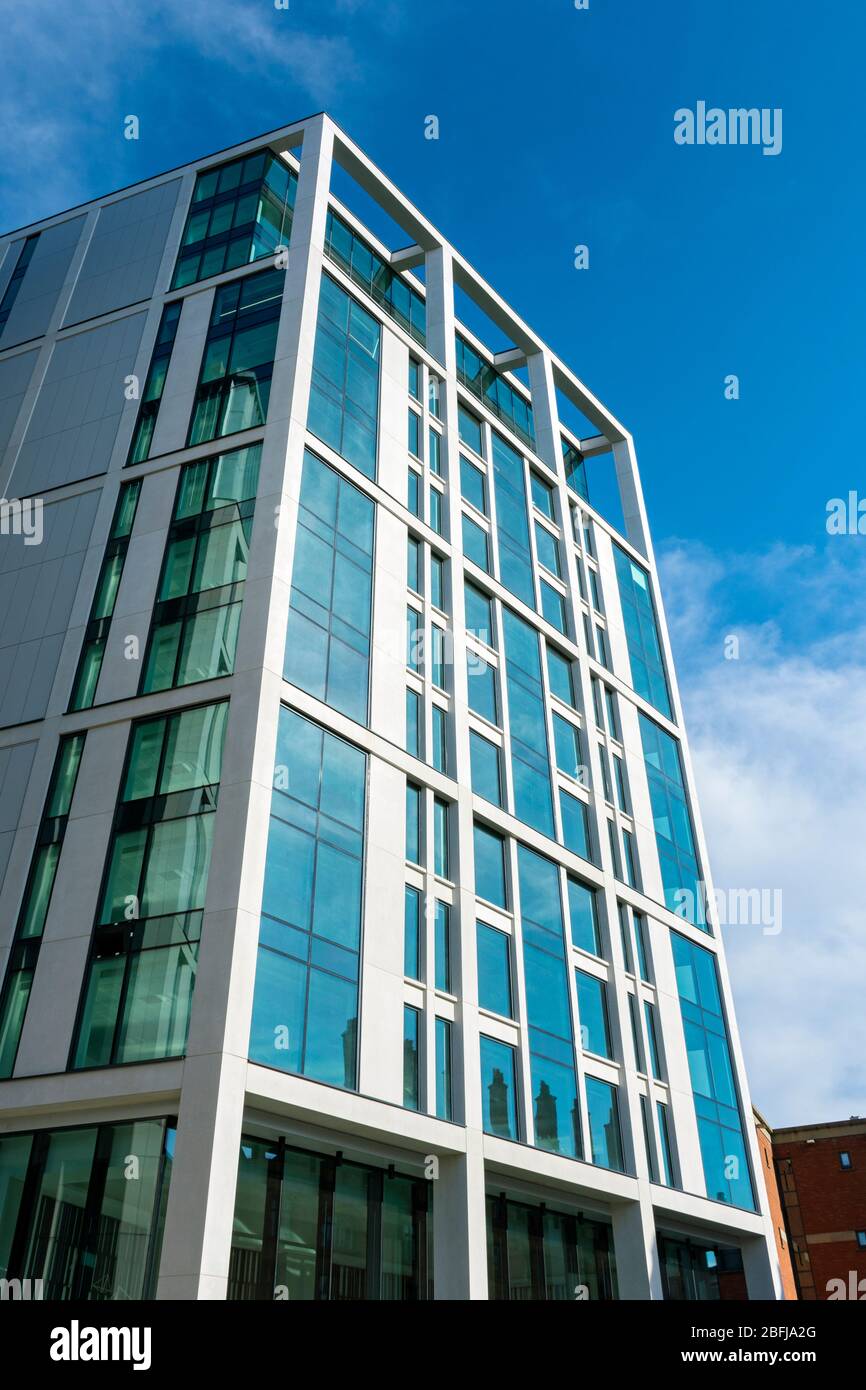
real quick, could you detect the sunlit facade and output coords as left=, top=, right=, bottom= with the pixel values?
left=0, top=115, right=781, bottom=1300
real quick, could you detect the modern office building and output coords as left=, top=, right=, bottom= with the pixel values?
left=760, top=1113, right=866, bottom=1300
left=0, top=113, right=782, bottom=1300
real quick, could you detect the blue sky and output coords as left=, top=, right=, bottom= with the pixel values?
left=2, top=0, right=864, bottom=1126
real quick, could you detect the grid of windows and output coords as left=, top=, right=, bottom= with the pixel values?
left=308, top=273, right=380, bottom=479
left=672, top=931, right=755, bottom=1210
left=127, top=301, right=182, bottom=464
left=640, top=714, right=705, bottom=928
left=142, top=445, right=260, bottom=693
left=172, top=150, right=296, bottom=289
left=324, top=208, right=426, bottom=345
left=68, top=481, right=142, bottom=710
left=284, top=449, right=375, bottom=725
left=250, top=707, right=366, bottom=1090
left=456, top=335, right=535, bottom=449
left=0, top=734, right=86, bottom=1077
left=487, top=1195, right=617, bottom=1301
left=0, top=1118, right=174, bottom=1300
left=517, top=846, right=581, bottom=1159
left=614, top=544, right=672, bottom=719
left=188, top=266, right=284, bottom=445
left=73, top=701, right=228, bottom=1069
left=230, top=1137, right=430, bottom=1300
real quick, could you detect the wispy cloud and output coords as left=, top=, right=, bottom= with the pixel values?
left=0, top=0, right=365, bottom=226
left=659, top=537, right=866, bottom=1126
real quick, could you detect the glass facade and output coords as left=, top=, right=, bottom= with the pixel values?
left=502, top=608, right=554, bottom=837
left=142, top=444, right=260, bottom=693
left=517, top=846, right=580, bottom=1158
left=640, top=713, right=706, bottom=928
left=188, top=266, right=284, bottom=445
left=0, top=1117, right=173, bottom=1300
left=324, top=209, right=426, bottom=345
left=614, top=544, right=672, bottom=718
left=173, top=149, right=297, bottom=289
left=73, top=701, right=228, bottom=1069
left=127, top=301, right=182, bottom=464
left=487, top=1195, right=617, bottom=1301
left=672, top=932, right=755, bottom=1209
left=230, top=1138, right=431, bottom=1300
left=492, top=434, right=534, bottom=606
left=308, top=273, right=380, bottom=479
left=480, top=1035, right=519, bottom=1140
left=456, top=336, right=535, bottom=449
left=69, top=481, right=142, bottom=711
left=660, top=1233, right=746, bottom=1301
left=0, top=733, right=86, bottom=1077
left=249, top=707, right=366, bottom=1090
left=284, top=449, right=375, bottom=725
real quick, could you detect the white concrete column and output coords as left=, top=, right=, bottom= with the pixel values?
left=156, top=114, right=337, bottom=1300
left=426, top=243, right=489, bottom=1298
left=611, top=1196, right=664, bottom=1299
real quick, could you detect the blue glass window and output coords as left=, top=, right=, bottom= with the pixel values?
left=561, top=790, right=592, bottom=861
left=325, top=208, right=426, bottom=345
left=541, top=580, right=567, bottom=634
left=503, top=609, right=554, bottom=838
left=467, top=654, right=498, bottom=725
left=189, top=267, right=284, bottom=446
left=434, top=799, right=450, bottom=878
left=534, top=523, right=561, bottom=577
left=585, top=1077, right=624, bottom=1172
left=308, top=274, right=380, bottom=479
left=428, top=427, right=442, bottom=476
left=614, top=544, right=671, bottom=718
left=530, top=473, right=555, bottom=519
left=249, top=708, right=366, bottom=1089
left=407, top=536, right=421, bottom=593
left=672, top=932, right=755, bottom=1209
left=480, top=1036, right=519, bottom=1139
left=406, top=783, right=422, bottom=864
left=474, top=823, right=507, bottom=907
left=436, top=1017, right=453, bottom=1120
left=406, top=688, right=421, bottom=758
left=431, top=704, right=447, bottom=774
left=640, top=715, right=705, bottom=927
left=575, top=971, right=612, bottom=1058
left=406, top=606, right=422, bottom=673
left=553, top=713, right=582, bottom=781
left=434, top=901, right=451, bottom=992
left=547, top=645, right=576, bottom=707
left=284, top=450, right=374, bottom=726
left=462, top=514, right=490, bottom=571
left=491, top=433, right=534, bottom=607
left=404, top=885, right=421, bottom=980
left=477, top=923, right=512, bottom=1018
left=657, top=1100, right=676, bottom=1187
left=404, top=1006, right=420, bottom=1109
left=430, top=625, right=446, bottom=690
left=644, top=999, right=663, bottom=1079
left=430, top=554, right=445, bottom=610
left=568, top=877, right=601, bottom=956
left=408, top=408, right=421, bottom=458
left=470, top=731, right=502, bottom=807
left=456, top=336, right=535, bottom=449
left=460, top=455, right=487, bottom=513
left=518, top=846, right=581, bottom=1158
left=173, top=150, right=297, bottom=290
left=465, top=583, right=495, bottom=648
left=458, top=405, right=483, bottom=456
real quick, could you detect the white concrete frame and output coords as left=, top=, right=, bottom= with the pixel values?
left=0, top=113, right=781, bottom=1301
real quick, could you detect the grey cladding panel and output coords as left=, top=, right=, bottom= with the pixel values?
left=0, top=488, right=100, bottom=727
left=64, top=180, right=181, bottom=326
left=0, top=216, right=86, bottom=350
left=0, top=739, right=37, bottom=892
left=0, top=348, right=39, bottom=466
left=11, top=312, right=145, bottom=497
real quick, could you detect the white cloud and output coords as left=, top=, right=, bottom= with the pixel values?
left=659, top=537, right=866, bottom=1127
left=0, top=0, right=363, bottom=226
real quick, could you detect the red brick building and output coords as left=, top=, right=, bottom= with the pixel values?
left=754, top=1109, right=797, bottom=1299
left=760, top=1113, right=866, bottom=1300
